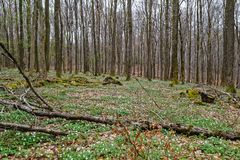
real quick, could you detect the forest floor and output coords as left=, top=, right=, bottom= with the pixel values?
left=0, top=69, right=240, bottom=159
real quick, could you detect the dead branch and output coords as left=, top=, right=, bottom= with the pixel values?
left=1, top=99, right=240, bottom=140
left=0, top=122, right=67, bottom=136
left=0, top=99, right=115, bottom=125
left=0, top=42, right=53, bottom=111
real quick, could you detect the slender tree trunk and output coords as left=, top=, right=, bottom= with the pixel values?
left=39, top=0, right=46, bottom=77
left=74, top=0, right=79, bottom=74
left=145, top=0, right=153, bottom=81
left=96, top=0, right=102, bottom=73
left=92, top=0, right=98, bottom=76
left=110, top=0, right=118, bottom=76
left=199, top=0, right=204, bottom=83
left=164, top=0, right=169, bottom=80
left=179, top=14, right=185, bottom=83
left=222, top=0, right=235, bottom=86
left=55, top=0, right=62, bottom=77
left=14, top=0, right=19, bottom=58
left=171, top=0, right=179, bottom=81
left=1, top=0, right=9, bottom=52
left=26, top=0, right=31, bottom=70
left=34, top=0, right=39, bottom=72
left=207, top=0, right=213, bottom=84
left=18, top=0, right=25, bottom=69
left=45, top=0, right=50, bottom=72
left=80, top=0, right=89, bottom=73
left=196, top=0, right=200, bottom=83
left=8, top=1, right=15, bottom=68
left=126, top=0, right=132, bottom=80
left=159, top=0, right=164, bottom=79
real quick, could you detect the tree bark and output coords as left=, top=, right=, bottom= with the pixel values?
left=110, top=0, right=118, bottom=76
left=207, top=0, right=213, bottom=84
left=55, top=0, right=62, bottom=77
left=26, top=0, right=31, bottom=70
left=74, top=0, right=79, bottom=74
left=171, top=0, right=179, bottom=81
left=45, top=0, right=50, bottom=72
left=145, top=0, right=153, bottom=81
left=19, top=0, right=25, bottom=70
left=1, top=0, right=9, bottom=53
left=126, top=0, right=133, bottom=81
left=164, top=0, right=170, bottom=80
left=222, top=0, right=235, bottom=86
left=34, top=0, right=39, bottom=72
left=92, top=0, right=98, bottom=76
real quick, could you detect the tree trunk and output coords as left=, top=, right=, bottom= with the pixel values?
left=126, top=0, right=133, bottom=81
left=74, top=0, right=79, bottom=74
left=80, top=0, right=90, bottom=73
left=145, top=0, right=153, bottom=81
left=207, top=0, right=213, bottom=84
left=45, top=0, right=50, bottom=72
left=34, top=0, right=39, bottom=72
left=171, top=0, right=179, bottom=81
left=39, top=0, right=47, bottom=77
left=55, top=0, right=62, bottom=77
left=1, top=0, right=9, bottom=54
left=26, top=0, right=31, bottom=70
left=222, top=0, right=235, bottom=86
left=164, top=0, right=170, bottom=80
left=110, top=0, right=118, bottom=76
left=92, top=0, right=98, bottom=76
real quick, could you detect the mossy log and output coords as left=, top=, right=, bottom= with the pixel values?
left=1, top=99, right=240, bottom=140
left=102, top=76, right=123, bottom=86
left=199, top=92, right=215, bottom=104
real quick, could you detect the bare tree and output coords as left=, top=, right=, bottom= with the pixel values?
left=55, top=0, right=62, bottom=77
left=222, top=0, right=235, bottom=86
left=171, top=0, right=179, bottom=81
left=125, top=0, right=133, bottom=80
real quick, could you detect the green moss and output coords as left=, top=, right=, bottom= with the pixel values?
left=186, top=89, right=200, bottom=99
left=225, top=85, right=237, bottom=94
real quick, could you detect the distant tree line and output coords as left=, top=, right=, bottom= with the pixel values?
left=0, top=0, right=239, bottom=87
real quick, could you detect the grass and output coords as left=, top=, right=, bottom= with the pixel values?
left=0, top=69, right=239, bottom=159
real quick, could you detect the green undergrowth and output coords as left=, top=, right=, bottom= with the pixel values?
left=199, top=137, right=240, bottom=159
left=0, top=69, right=239, bottom=159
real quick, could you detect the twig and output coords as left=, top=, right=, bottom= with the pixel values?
left=0, top=85, right=14, bottom=94
left=135, top=78, right=162, bottom=110
left=121, top=123, right=146, bottom=159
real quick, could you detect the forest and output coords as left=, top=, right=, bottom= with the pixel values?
left=0, top=0, right=240, bottom=159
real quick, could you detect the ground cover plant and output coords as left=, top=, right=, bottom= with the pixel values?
left=0, top=69, right=239, bottom=159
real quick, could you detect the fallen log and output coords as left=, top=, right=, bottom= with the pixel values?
left=0, top=99, right=115, bottom=125
left=1, top=99, right=240, bottom=140
left=102, top=76, right=123, bottom=86
left=199, top=92, right=215, bottom=104
left=0, top=122, right=67, bottom=136
left=160, top=123, right=240, bottom=141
